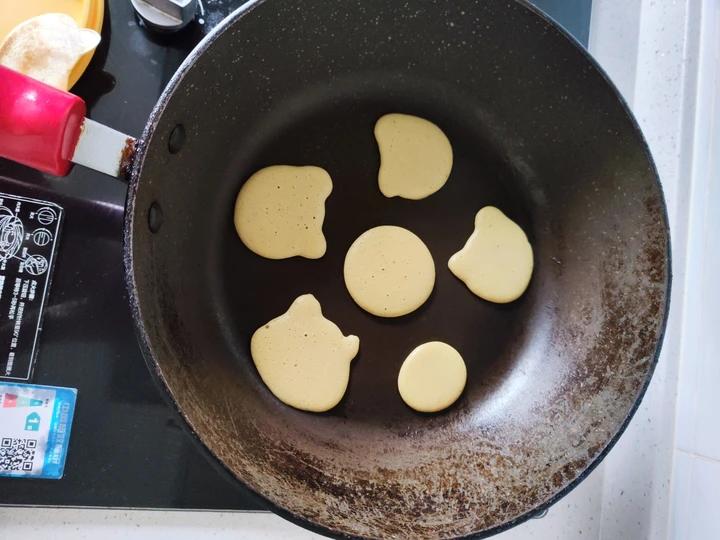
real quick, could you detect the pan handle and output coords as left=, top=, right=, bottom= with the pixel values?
left=0, top=66, right=136, bottom=178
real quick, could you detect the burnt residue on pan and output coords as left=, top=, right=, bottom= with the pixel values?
left=124, top=1, right=670, bottom=538
left=119, top=137, right=137, bottom=179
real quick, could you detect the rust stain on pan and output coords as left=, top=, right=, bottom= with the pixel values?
left=120, top=137, right=137, bottom=178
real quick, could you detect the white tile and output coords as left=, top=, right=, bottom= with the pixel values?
left=674, top=0, right=720, bottom=461
left=671, top=451, right=720, bottom=540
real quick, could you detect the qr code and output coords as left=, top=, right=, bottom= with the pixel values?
left=0, top=437, right=37, bottom=472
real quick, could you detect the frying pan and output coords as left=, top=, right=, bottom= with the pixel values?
left=0, top=0, right=670, bottom=538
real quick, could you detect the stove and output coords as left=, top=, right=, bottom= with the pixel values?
left=0, top=0, right=591, bottom=511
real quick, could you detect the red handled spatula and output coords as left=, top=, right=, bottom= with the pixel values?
left=0, top=65, right=135, bottom=177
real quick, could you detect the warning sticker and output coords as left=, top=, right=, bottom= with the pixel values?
left=0, top=193, right=63, bottom=382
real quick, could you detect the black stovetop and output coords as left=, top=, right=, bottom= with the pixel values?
left=0, top=0, right=590, bottom=510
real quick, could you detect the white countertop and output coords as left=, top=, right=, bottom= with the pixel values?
left=3, top=0, right=715, bottom=538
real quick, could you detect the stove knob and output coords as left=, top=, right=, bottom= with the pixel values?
left=130, top=0, right=199, bottom=33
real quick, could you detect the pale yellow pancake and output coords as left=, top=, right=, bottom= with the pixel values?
left=344, top=226, right=435, bottom=317
left=251, top=294, right=359, bottom=413
left=398, top=341, right=467, bottom=413
left=375, top=113, right=453, bottom=200
left=449, top=206, right=533, bottom=303
left=234, top=165, right=332, bottom=260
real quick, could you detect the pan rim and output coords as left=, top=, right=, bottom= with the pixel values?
left=122, top=1, right=673, bottom=538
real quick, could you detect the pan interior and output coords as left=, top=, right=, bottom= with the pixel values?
left=216, top=78, right=541, bottom=431
left=127, top=1, right=670, bottom=538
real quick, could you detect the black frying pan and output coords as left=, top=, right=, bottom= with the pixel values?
left=2, top=1, right=671, bottom=538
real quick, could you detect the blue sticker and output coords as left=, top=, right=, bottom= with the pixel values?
left=0, top=382, right=77, bottom=479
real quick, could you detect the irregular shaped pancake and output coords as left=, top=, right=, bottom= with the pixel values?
left=251, top=294, right=359, bottom=412
left=234, top=165, right=332, bottom=259
left=448, top=206, right=533, bottom=303
left=344, top=226, right=435, bottom=317
left=375, top=113, right=453, bottom=200
left=398, top=341, right=467, bottom=413
left=0, top=13, right=100, bottom=91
